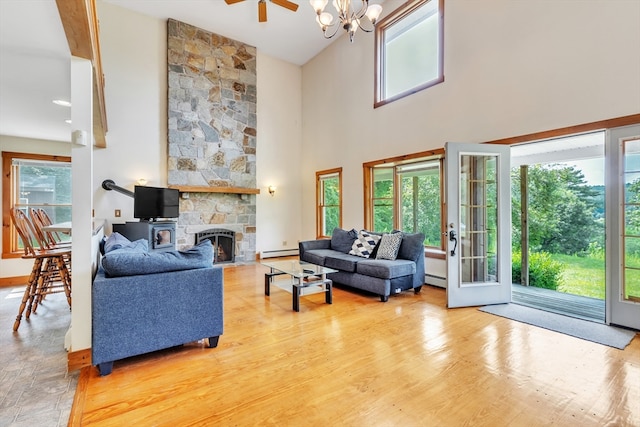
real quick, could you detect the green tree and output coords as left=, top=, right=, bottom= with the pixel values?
left=373, top=177, right=393, bottom=232
left=400, top=173, right=441, bottom=246
left=21, top=163, right=72, bottom=223
left=323, top=177, right=340, bottom=235
left=512, top=164, right=600, bottom=255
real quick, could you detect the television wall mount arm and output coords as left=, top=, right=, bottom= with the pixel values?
left=102, top=179, right=134, bottom=198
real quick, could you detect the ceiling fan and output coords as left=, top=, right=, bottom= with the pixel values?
left=224, top=0, right=299, bottom=23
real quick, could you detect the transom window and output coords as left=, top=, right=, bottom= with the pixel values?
left=316, top=168, right=342, bottom=238
left=375, top=0, right=444, bottom=108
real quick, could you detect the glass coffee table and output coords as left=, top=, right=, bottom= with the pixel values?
left=261, top=260, right=337, bottom=312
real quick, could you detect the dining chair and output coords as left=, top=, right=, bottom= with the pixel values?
left=10, top=208, right=72, bottom=331
left=29, top=208, right=72, bottom=273
left=30, top=208, right=71, bottom=250
left=25, top=208, right=72, bottom=291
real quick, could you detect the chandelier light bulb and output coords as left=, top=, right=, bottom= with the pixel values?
left=365, top=4, right=382, bottom=24
left=310, top=0, right=382, bottom=42
left=318, top=12, right=333, bottom=26
left=309, top=0, right=328, bottom=14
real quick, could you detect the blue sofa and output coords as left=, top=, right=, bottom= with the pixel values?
left=92, top=237, right=223, bottom=376
left=299, top=229, right=425, bottom=302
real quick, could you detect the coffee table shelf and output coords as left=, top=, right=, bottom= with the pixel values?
left=261, top=260, right=337, bottom=312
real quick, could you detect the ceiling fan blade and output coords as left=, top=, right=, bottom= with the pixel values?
left=224, top=0, right=245, bottom=4
left=258, top=0, right=267, bottom=22
left=271, top=0, right=299, bottom=12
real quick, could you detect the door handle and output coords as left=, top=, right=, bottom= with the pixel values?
left=449, top=230, right=458, bottom=256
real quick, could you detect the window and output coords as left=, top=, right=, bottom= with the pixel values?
left=397, top=160, right=443, bottom=247
left=375, top=0, right=444, bottom=108
left=316, top=168, right=342, bottom=238
left=365, top=154, right=444, bottom=250
left=372, top=167, right=394, bottom=232
left=2, top=152, right=72, bottom=258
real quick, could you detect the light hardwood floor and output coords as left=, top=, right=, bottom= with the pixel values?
left=70, top=262, right=639, bottom=426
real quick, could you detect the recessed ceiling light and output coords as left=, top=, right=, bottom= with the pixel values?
left=65, top=119, right=72, bottom=124
left=53, top=99, right=72, bottom=107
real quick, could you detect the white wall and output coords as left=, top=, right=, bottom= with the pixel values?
left=94, top=2, right=167, bottom=229
left=256, top=54, right=303, bottom=255
left=0, top=135, right=71, bottom=278
left=300, top=0, right=640, bottom=238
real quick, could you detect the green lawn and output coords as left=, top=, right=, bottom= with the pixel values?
left=550, top=253, right=640, bottom=301
left=551, top=254, right=605, bottom=300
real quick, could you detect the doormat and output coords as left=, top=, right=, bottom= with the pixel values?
left=479, top=303, right=637, bottom=350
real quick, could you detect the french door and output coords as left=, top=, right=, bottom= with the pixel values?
left=606, top=124, right=640, bottom=329
left=445, top=142, right=512, bottom=308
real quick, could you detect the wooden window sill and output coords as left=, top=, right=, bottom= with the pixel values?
left=425, top=248, right=446, bottom=260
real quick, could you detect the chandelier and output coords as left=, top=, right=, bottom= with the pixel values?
left=309, top=0, right=383, bottom=42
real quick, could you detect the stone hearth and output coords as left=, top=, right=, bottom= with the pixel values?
left=167, top=19, right=257, bottom=262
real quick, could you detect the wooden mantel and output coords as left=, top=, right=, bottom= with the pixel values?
left=168, top=185, right=261, bottom=195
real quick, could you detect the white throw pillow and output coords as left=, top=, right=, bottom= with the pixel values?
left=349, top=230, right=381, bottom=258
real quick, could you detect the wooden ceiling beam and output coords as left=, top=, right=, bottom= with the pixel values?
left=56, top=0, right=107, bottom=148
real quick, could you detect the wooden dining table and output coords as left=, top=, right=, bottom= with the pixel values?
left=41, top=221, right=72, bottom=234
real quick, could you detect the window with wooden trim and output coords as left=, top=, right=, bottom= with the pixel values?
left=365, top=154, right=444, bottom=250
left=375, top=0, right=444, bottom=108
left=2, top=152, right=72, bottom=258
left=316, top=168, right=342, bottom=238
left=372, top=167, right=394, bottom=232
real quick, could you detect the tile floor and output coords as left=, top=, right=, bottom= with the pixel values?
left=0, top=286, right=78, bottom=427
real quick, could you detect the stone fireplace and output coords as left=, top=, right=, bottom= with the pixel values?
left=167, top=19, right=257, bottom=262
left=196, top=229, right=236, bottom=264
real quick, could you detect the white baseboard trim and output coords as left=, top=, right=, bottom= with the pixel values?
left=261, top=248, right=299, bottom=259
left=425, top=273, right=446, bottom=289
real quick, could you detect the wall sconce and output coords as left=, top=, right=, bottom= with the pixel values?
left=137, top=178, right=147, bottom=186
left=268, top=185, right=277, bottom=196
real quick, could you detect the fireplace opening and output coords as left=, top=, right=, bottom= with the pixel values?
left=196, top=229, right=235, bottom=264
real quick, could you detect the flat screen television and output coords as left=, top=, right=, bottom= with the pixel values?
left=133, top=186, right=179, bottom=220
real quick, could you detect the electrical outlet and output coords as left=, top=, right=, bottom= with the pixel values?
left=282, top=241, right=287, bottom=246
left=115, top=209, right=121, bottom=217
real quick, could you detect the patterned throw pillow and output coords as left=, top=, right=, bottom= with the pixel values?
left=349, top=230, right=381, bottom=258
left=376, top=232, right=403, bottom=260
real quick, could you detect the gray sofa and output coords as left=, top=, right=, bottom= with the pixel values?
left=92, top=238, right=223, bottom=376
left=299, top=229, right=425, bottom=302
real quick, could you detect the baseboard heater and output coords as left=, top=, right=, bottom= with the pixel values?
left=261, top=248, right=299, bottom=259
left=425, top=273, right=446, bottom=289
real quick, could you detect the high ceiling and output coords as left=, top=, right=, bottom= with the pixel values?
left=0, top=0, right=384, bottom=143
